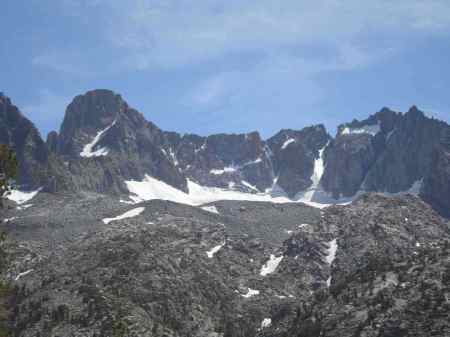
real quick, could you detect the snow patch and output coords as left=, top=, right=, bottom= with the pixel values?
left=325, top=239, right=338, bottom=265
left=102, top=207, right=145, bottom=224
left=210, top=166, right=237, bottom=175
left=7, top=188, right=41, bottom=205
left=126, top=173, right=349, bottom=209
left=241, top=288, right=260, bottom=298
left=201, top=205, right=220, bottom=214
left=261, top=318, right=272, bottom=328
left=241, top=180, right=258, bottom=192
left=80, top=119, right=116, bottom=158
left=168, top=148, right=179, bottom=166
left=281, top=138, right=296, bottom=150
left=242, top=157, right=263, bottom=166
left=341, top=122, right=380, bottom=136
left=15, top=269, right=33, bottom=281
left=260, top=254, right=283, bottom=276
left=17, top=204, right=33, bottom=210
left=210, top=158, right=262, bottom=176
left=119, top=199, right=134, bottom=204
left=206, top=242, right=225, bottom=258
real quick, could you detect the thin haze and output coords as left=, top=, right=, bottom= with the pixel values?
left=1, top=0, right=450, bottom=138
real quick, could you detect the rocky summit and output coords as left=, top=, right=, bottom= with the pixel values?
left=1, top=89, right=450, bottom=214
left=0, top=89, right=449, bottom=337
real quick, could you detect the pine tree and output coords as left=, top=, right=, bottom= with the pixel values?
left=0, top=144, right=17, bottom=336
left=0, top=144, right=17, bottom=209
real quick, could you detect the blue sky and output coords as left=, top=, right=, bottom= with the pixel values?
left=1, top=0, right=450, bottom=139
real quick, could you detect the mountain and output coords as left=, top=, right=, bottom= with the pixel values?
left=322, top=106, right=449, bottom=198
left=1, top=89, right=449, bottom=216
left=1, top=89, right=449, bottom=337
left=48, top=89, right=186, bottom=194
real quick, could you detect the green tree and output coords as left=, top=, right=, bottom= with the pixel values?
left=0, top=144, right=18, bottom=209
left=0, top=144, right=17, bottom=336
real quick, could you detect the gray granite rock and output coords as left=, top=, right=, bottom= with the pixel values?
left=0, top=93, right=50, bottom=189
left=421, top=129, right=450, bottom=218
left=1, top=90, right=449, bottom=217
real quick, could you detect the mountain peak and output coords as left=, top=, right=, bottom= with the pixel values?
left=406, top=105, right=424, bottom=118
left=58, top=89, right=128, bottom=147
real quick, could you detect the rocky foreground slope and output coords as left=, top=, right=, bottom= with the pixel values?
left=1, top=192, right=448, bottom=337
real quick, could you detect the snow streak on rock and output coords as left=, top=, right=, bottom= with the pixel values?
left=341, top=122, right=380, bottom=136
left=325, top=239, right=338, bottom=265
left=201, top=205, right=220, bottom=214
left=15, top=269, right=33, bottom=281
left=102, top=207, right=145, bottom=224
left=260, top=254, right=283, bottom=276
left=80, top=119, right=116, bottom=158
left=281, top=138, right=295, bottom=149
left=241, top=288, right=260, bottom=298
left=206, top=242, right=225, bottom=258
left=261, top=318, right=272, bottom=328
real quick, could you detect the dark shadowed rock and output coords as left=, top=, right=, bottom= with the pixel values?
left=46, top=131, right=59, bottom=153
left=54, top=89, right=187, bottom=193
left=322, top=106, right=450, bottom=199
left=0, top=93, right=49, bottom=189
left=421, top=129, right=450, bottom=217
left=1, top=90, right=450, bottom=217
left=267, top=125, right=330, bottom=198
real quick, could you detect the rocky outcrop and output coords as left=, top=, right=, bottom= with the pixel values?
left=3, top=194, right=323, bottom=337
left=53, top=89, right=187, bottom=193
left=267, top=125, right=330, bottom=198
left=321, top=128, right=379, bottom=198
left=0, top=93, right=49, bottom=189
left=322, top=106, right=450, bottom=198
left=421, top=129, right=450, bottom=217
left=260, top=193, right=450, bottom=337
left=4, top=191, right=449, bottom=336
left=164, top=131, right=275, bottom=192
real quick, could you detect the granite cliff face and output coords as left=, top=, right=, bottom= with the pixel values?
left=0, top=93, right=50, bottom=189
left=321, top=106, right=450, bottom=213
left=422, top=129, right=450, bottom=217
left=1, top=89, right=449, bottom=215
left=49, top=90, right=187, bottom=194
left=267, top=126, right=330, bottom=198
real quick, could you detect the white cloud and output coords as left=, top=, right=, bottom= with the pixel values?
left=184, top=44, right=392, bottom=112
left=57, top=0, right=450, bottom=70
